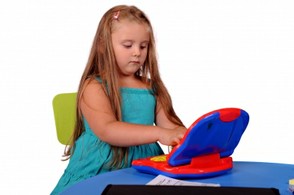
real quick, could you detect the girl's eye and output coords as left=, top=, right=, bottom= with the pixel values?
left=140, top=44, right=148, bottom=49
left=123, top=45, right=132, bottom=48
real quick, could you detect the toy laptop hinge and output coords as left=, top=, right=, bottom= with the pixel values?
left=190, top=153, right=232, bottom=168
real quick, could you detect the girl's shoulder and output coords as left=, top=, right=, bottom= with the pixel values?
left=82, top=77, right=104, bottom=93
left=80, top=77, right=109, bottom=109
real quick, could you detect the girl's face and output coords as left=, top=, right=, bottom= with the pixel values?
left=111, top=19, right=149, bottom=77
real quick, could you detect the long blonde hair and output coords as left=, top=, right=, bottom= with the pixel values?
left=64, top=5, right=184, bottom=168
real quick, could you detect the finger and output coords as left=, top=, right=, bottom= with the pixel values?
left=172, top=137, right=181, bottom=145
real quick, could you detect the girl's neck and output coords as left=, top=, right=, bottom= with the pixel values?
left=118, top=75, right=147, bottom=89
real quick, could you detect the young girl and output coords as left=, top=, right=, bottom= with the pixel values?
left=51, top=5, right=186, bottom=194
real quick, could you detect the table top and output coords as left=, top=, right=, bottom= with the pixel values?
left=61, top=161, right=294, bottom=195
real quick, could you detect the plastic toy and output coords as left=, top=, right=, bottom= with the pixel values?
left=132, top=107, right=250, bottom=178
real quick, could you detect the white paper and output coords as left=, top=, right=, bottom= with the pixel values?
left=146, top=175, right=220, bottom=187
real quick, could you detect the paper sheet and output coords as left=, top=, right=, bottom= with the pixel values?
left=146, top=175, right=220, bottom=187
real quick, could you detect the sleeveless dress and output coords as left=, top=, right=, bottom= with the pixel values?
left=51, top=86, right=164, bottom=194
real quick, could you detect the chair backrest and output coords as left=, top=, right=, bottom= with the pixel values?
left=52, top=92, right=77, bottom=145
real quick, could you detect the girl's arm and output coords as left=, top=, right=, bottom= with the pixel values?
left=155, top=100, right=187, bottom=145
left=80, top=79, right=182, bottom=147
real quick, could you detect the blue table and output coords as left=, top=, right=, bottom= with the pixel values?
left=61, top=161, right=294, bottom=195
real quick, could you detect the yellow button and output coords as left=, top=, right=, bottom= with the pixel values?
left=150, top=155, right=167, bottom=162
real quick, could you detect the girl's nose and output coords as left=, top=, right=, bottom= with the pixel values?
left=133, top=46, right=141, bottom=57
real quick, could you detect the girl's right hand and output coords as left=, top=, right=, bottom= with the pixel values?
left=158, top=127, right=186, bottom=146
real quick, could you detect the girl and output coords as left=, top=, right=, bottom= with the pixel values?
left=51, top=5, right=186, bottom=194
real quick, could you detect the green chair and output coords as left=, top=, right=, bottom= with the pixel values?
left=52, top=92, right=77, bottom=145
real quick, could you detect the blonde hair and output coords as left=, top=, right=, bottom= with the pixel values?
left=64, top=5, right=184, bottom=169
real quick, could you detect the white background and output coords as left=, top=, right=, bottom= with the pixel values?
left=1, top=0, right=293, bottom=194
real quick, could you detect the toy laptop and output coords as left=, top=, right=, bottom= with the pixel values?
left=132, top=107, right=249, bottom=179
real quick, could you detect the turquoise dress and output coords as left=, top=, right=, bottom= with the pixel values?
left=51, top=87, right=164, bottom=194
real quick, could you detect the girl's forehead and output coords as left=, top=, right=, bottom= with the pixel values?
left=111, top=19, right=150, bottom=42
left=112, top=19, right=150, bottom=33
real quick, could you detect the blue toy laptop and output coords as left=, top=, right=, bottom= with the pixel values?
left=132, top=107, right=249, bottom=179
